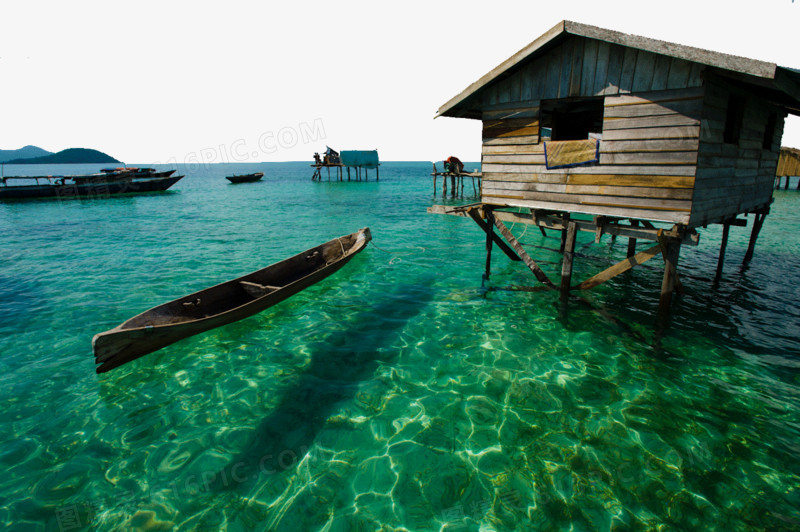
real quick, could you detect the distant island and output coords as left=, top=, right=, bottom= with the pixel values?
left=0, top=145, right=53, bottom=163
left=3, top=148, right=121, bottom=165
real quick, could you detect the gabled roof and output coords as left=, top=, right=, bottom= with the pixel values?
left=437, top=20, right=800, bottom=118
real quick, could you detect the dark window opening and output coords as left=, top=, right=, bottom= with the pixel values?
left=723, top=95, right=745, bottom=145
left=763, top=112, right=778, bottom=150
left=540, top=98, right=604, bottom=141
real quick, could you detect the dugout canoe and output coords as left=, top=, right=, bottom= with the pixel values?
left=92, top=227, right=371, bottom=373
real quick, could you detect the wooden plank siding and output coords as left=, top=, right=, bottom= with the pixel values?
left=689, top=77, right=784, bottom=226
left=473, top=34, right=785, bottom=226
left=481, top=86, right=702, bottom=224
left=478, top=36, right=705, bottom=109
left=777, top=147, right=800, bottom=176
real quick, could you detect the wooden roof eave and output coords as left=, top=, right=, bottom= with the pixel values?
left=567, top=21, right=777, bottom=79
left=774, top=68, right=800, bottom=116
left=436, top=20, right=567, bottom=118
left=437, top=19, right=787, bottom=119
left=710, top=67, right=800, bottom=117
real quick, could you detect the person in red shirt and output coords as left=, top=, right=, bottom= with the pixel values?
left=445, top=156, right=464, bottom=174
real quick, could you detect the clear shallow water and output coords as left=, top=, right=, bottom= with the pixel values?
left=0, top=162, right=798, bottom=531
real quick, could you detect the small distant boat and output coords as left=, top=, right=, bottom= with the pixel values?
left=0, top=174, right=183, bottom=200
left=226, top=172, right=264, bottom=183
left=92, top=227, right=372, bottom=373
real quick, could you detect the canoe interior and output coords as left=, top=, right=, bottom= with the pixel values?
left=120, top=230, right=363, bottom=330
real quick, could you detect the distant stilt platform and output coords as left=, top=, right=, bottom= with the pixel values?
left=311, top=148, right=380, bottom=182
left=311, top=163, right=379, bottom=182
left=431, top=162, right=481, bottom=199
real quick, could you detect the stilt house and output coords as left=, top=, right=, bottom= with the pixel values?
left=437, top=20, right=800, bottom=227
left=776, top=147, right=800, bottom=189
left=432, top=21, right=800, bottom=312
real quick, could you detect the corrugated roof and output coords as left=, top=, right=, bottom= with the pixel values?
left=437, top=20, right=800, bottom=118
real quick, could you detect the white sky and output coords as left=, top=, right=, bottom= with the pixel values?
left=1, top=0, right=798, bottom=164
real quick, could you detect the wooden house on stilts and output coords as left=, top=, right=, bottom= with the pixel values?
left=430, top=20, right=800, bottom=313
left=776, top=147, right=800, bottom=189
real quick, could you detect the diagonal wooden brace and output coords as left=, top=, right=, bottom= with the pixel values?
left=572, top=243, right=662, bottom=291
left=465, top=208, right=521, bottom=262
left=491, top=217, right=556, bottom=289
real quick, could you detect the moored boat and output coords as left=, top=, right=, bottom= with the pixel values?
left=101, top=167, right=177, bottom=178
left=92, top=227, right=372, bottom=373
left=226, top=172, right=264, bottom=183
left=150, top=169, right=176, bottom=177
left=0, top=174, right=183, bottom=200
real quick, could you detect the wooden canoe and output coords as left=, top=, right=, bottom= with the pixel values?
left=226, top=172, right=263, bottom=183
left=92, top=227, right=371, bottom=373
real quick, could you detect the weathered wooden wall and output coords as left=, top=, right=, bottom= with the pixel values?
left=776, top=147, right=800, bottom=176
left=480, top=36, right=703, bottom=224
left=689, top=77, right=784, bottom=226
left=478, top=34, right=785, bottom=226
left=478, top=36, right=705, bottom=105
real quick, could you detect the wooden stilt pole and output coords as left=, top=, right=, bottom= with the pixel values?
left=560, top=221, right=577, bottom=293
left=560, top=214, right=571, bottom=252
left=743, top=210, right=767, bottom=263
left=376, top=166, right=379, bottom=180
left=714, top=221, right=731, bottom=283
left=484, top=207, right=494, bottom=281
left=627, top=220, right=638, bottom=258
left=658, top=236, right=682, bottom=314
left=433, top=163, right=437, bottom=194
left=465, top=208, right=521, bottom=262
left=785, top=176, right=790, bottom=190
left=347, top=167, right=351, bottom=181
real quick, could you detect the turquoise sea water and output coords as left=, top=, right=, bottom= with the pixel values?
left=1, top=162, right=798, bottom=531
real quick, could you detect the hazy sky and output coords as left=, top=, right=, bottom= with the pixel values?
left=1, top=0, right=798, bottom=164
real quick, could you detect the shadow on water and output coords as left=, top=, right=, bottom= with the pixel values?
left=210, top=280, right=434, bottom=493
left=0, top=274, right=42, bottom=329
left=552, top=243, right=800, bottom=364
